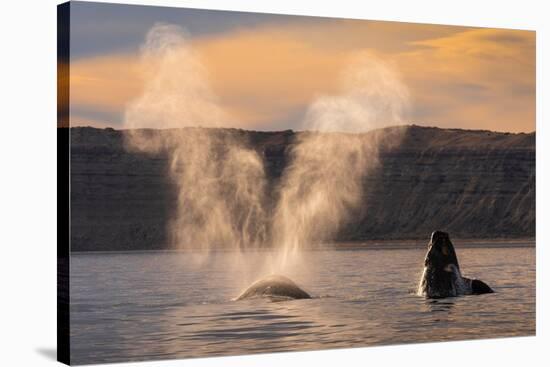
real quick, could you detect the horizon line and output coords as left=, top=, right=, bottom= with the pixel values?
left=62, top=123, right=536, bottom=135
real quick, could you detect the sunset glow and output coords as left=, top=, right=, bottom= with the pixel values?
left=68, top=3, right=535, bottom=132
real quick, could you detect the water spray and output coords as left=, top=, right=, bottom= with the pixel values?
left=124, top=25, right=410, bottom=301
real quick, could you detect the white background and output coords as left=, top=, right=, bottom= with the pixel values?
left=0, top=0, right=547, bottom=366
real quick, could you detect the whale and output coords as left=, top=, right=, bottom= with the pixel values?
left=418, top=231, right=494, bottom=298
left=236, top=275, right=311, bottom=301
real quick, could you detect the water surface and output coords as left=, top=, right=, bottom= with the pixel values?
left=70, top=244, right=535, bottom=364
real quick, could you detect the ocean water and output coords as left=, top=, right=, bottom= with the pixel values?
left=70, top=244, right=535, bottom=365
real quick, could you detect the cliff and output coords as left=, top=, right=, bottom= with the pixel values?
left=68, top=125, right=535, bottom=251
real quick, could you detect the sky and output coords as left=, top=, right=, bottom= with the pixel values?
left=66, top=1, right=536, bottom=133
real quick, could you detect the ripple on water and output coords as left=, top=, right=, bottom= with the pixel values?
left=69, top=247, right=535, bottom=365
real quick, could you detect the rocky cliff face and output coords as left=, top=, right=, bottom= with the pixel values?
left=69, top=125, right=535, bottom=251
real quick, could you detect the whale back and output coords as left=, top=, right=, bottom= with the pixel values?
left=236, top=275, right=311, bottom=300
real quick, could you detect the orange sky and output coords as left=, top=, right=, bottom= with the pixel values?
left=69, top=13, right=535, bottom=132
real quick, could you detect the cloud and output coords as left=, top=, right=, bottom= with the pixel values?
left=69, top=1, right=300, bottom=59
left=70, top=54, right=144, bottom=126
left=398, top=28, right=535, bottom=131
left=68, top=20, right=535, bottom=132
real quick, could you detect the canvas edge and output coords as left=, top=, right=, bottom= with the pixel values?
left=57, top=1, right=71, bottom=365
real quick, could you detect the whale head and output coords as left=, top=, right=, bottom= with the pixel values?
left=418, top=231, right=462, bottom=298
left=425, top=231, right=460, bottom=271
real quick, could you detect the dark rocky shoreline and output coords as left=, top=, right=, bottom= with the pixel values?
left=68, top=125, right=535, bottom=251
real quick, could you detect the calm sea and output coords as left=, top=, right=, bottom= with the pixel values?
left=70, top=244, right=535, bottom=365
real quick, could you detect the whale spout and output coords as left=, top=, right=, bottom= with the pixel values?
left=236, top=275, right=311, bottom=301
left=418, top=231, right=494, bottom=298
